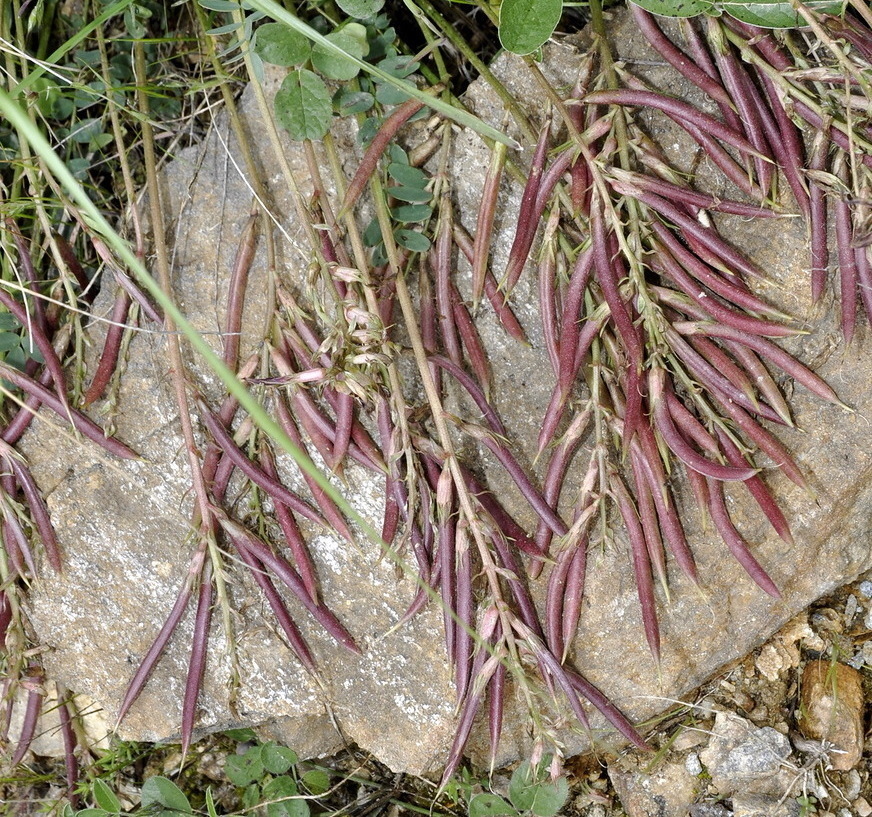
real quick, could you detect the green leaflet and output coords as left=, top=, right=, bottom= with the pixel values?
left=274, top=69, right=333, bottom=141
left=717, top=0, right=845, bottom=27
left=253, top=22, right=311, bottom=66
left=629, top=0, right=845, bottom=27
left=311, top=24, right=369, bottom=80
left=335, top=0, right=385, bottom=17
left=499, top=0, right=562, bottom=55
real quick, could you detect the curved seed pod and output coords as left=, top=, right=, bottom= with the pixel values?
left=473, top=141, right=508, bottom=307
left=650, top=225, right=781, bottom=317
left=639, top=193, right=768, bottom=282
left=716, top=428, right=793, bottom=545
left=432, top=197, right=461, bottom=366
left=341, top=97, right=427, bottom=214
left=665, top=327, right=785, bottom=424
left=10, top=670, right=43, bottom=766
left=564, top=666, right=651, bottom=750
left=504, top=119, right=551, bottom=293
left=834, top=169, right=858, bottom=343
left=586, top=89, right=764, bottom=158
left=117, top=580, right=193, bottom=725
left=651, top=248, right=799, bottom=337
left=456, top=419, right=567, bottom=537
left=234, top=539, right=317, bottom=675
left=453, top=222, right=529, bottom=343
left=560, top=540, right=588, bottom=663
left=723, top=339, right=793, bottom=426
left=631, top=455, right=668, bottom=599
left=633, top=424, right=699, bottom=583
left=429, top=355, right=507, bottom=437
left=707, top=478, right=781, bottom=597
left=451, top=281, right=492, bottom=397
left=672, top=321, right=846, bottom=407
left=7, top=456, right=60, bottom=572
left=197, top=401, right=334, bottom=535
left=0, top=288, right=69, bottom=412
left=223, top=214, right=258, bottom=370
left=220, top=516, right=360, bottom=654
left=259, top=444, right=321, bottom=603
left=83, top=290, right=131, bottom=406
left=712, top=393, right=807, bottom=489
left=181, top=560, right=213, bottom=759
left=545, top=545, right=572, bottom=658
left=539, top=210, right=562, bottom=376
left=0, top=361, right=139, bottom=460
left=612, top=474, right=660, bottom=663
left=487, top=660, right=506, bottom=772
left=440, top=646, right=489, bottom=787
left=608, top=168, right=779, bottom=218
left=756, top=69, right=810, bottom=221
left=631, top=6, right=738, bottom=113
left=57, top=693, right=80, bottom=808
left=454, top=526, right=474, bottom=702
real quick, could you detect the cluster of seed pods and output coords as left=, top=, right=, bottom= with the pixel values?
left=4, top=6, right=870, bottom=786
left=632, top=4, right=872, bottom=341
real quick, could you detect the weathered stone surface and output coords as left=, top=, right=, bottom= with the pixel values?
left=731, top=793, right=800, bottom=817
left=798, top=660, right=865, bottom=771
left=699, top=712, right=797, bottom=797
left=20, top=10, right=872, bottom=774
left=607, top=752, right=701, bottom=817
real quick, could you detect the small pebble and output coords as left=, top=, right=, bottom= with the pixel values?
left=845, top=594, right=859, bottom=625
left=798, top=660, right=865, bottom=770
left=855, top=796, right=872, bottom=817
left=685, top=753, right=703, bottom=776
left=844, top=769, right=862, bottom=800
left=859, top=580, right=872, bottom=599
left=865, top=604, right=872, bottom=631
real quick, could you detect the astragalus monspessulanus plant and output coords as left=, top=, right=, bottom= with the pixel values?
left=2, top=0, right=868, bottom=794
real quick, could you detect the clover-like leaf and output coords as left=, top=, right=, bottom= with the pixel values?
left=275, top=69, right=332, bottom=141
left=499, top=0, right=562, bottom=55
left=254, top=22, right=311, bottom=66
left=140, top=777, right=192, bottom=814
left=719, top=0, right=844, bottom=27
left=336, top=0, right=385, bottom=18
left=468, top=793, right=517, bottom=817
left=311, top=24, right=369, bottom=80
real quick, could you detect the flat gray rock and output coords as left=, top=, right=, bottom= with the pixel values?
left=22, top=12, right=872, bottom=774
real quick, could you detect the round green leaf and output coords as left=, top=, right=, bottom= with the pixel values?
left=262, top=742, right=298, bottom=775
left=394, top=229, right=431, bottom=252
left=262, top=776, right=309, bottom=817
left=336, top=0, right=385, bottom=17
left=629, top=0, right=715, bottom=15
left=140, top=777, right=192, bottom=814
left=254, top=22, right=311, bottom=66
left=312, top=24, right=369, bottom=81
left=301, top=769, right=330, bottom=795
left=75, top=810, right=109, bottom=817
left=468, top=793, right=516, bottom=817
left=499, top=0, right=562, bottom=55
left=225, top=747, right=265, bottom=786
left=275, top=69, right=333, bottom=141
left=508, top=761, right=568, bottom=817
left=719, top=0, right=844, bottom=27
